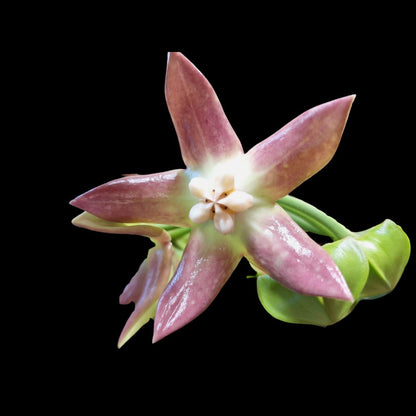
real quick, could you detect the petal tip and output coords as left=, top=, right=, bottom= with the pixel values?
left=167, top=51, right=186, bottom=66
left=345, top=93, right=356, bottom=101
left=345, top=93, right=356, bottom=105
left=322, top=94, right=356, bottom=122
left=70, top=194, right=90, bottom=213
left=311, top=267, right=355, bottom=301
left=69, top=196, right=81, bottom=208
left=338, top=287, right=354, bottom=302
left=117, top=336, right=127, bottom=349
left=333, top=292, right=354, bottom=302
left=294, top=278, right=354, bottom=302
left=117, top=322, right=134, bottom=348
left=321, top=279, right=354, bottom=302
left=117, top=329, right=136, bottom=349
left=336, top=94, right=356, bottom=114
left=151, top=318, right=173, bottom=343
left=71, top=214, right=81, bottom=227
left=152, top=306, right=179, bottom=343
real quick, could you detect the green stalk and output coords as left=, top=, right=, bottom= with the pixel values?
left=277, top=195, right=352, bottom=241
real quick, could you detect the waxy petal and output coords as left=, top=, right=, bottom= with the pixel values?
left=118, top=241, right=173, bottom=348
left=165, top=52, right=243, bottom=170
left=70, top=169, right=193, bottom=227
left=241, top=204, right=353, bottom=301
left=356, top=219, right=411, bottom=299
left=153, top=225, right=242, bottom=342
left=245, top=95, right=355, bottom=200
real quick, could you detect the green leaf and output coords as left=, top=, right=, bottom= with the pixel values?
left=322, top=237, right=369, bottom=322
left=257, top=274, right=332, bottom=326
left=356, top=220, right=411, bottom=299
left=256, top=237, right=369, bottom=326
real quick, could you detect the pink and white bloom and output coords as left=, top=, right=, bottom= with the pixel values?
left=71, top=52, right=355, bottom=344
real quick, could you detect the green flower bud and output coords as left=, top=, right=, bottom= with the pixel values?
left=322, top=237, right=368, bottom=322
left=355, top=220, right=410, bottom=299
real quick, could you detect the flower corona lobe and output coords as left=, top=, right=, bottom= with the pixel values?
left=188, top=173, right=254, bottom=234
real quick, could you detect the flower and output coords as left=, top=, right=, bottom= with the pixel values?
left=71, top=52, right=355, bottom=343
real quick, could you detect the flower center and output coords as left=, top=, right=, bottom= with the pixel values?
left=188, top=173, right=254, bottom=234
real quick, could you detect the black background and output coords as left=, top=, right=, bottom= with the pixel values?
left=16, top=8, right=415, bottom=412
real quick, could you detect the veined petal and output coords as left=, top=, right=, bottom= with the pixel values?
left=70, top=169, right=193, bottom=227
left=245, top=95, right=355, bottom=200
left=118, top=241, right=173, bottom=348
left=153, top=225, right=242, bottom=342
left=165, top=52, right=243, bottom=170
left=241, top=204, right=353, bottom=301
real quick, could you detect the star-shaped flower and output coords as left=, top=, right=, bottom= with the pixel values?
left=71, top=52, right=355, bottom=344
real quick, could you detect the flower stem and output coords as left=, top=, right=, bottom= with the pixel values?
left=277, top=195, right=352, bottom=241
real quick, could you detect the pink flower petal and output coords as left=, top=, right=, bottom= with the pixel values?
left=152, top=226, right=242, bottom=342
left=70, top=169, right=192, bottom=226
left=241, top=204, right=353, bottom=301
left=165, top=52, right=243, bottom=170
left=245, top=95, right=355, bottom=200
left=118, top=241, right=173, bottom=347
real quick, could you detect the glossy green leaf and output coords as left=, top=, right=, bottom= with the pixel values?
left=257, top=274, right=332, bottom=326
left=256, top=237, right=368, bottom=326
left=322, top=237, right=369, bottom=321
left=356, top=220, right=411, bottom=299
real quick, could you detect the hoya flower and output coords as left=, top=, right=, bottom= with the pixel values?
left=71, top=52, right=355, bottom=343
